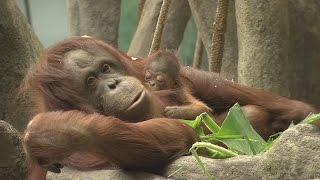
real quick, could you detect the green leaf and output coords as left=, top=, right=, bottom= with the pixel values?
left=181, top=115, right=205, bottom=136
left=301, top=113, right=320, bottom=124
left=190, top=146, right=215, bottom=180
left=200, top=113, right=221, bottom=133
left=214, top=103, right=267, bottom=155
left=288, top=121, right=295, bottom=128
left=263, top=137, right=278, bottom=152
left=191, top=142, right=238, bottom=157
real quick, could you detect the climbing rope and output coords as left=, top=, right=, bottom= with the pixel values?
left=149, top=0, right=171, bottom=56
left=209, top=0, right=229, bottom=73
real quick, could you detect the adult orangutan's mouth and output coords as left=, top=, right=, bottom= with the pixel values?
left=126, top=89, right=146, bottom=112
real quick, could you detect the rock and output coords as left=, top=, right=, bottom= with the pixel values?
left=0, top=120, right=27, bottom=180
left=164, top=124, right=320, bottom=179
left=47, top=168, right=168, bottom=180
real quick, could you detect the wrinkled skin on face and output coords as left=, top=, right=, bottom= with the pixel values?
left=63, top=47, right=152, bottom=121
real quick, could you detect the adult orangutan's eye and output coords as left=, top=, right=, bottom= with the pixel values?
left=102, top=64, right=111, bottom=73
left=86, top=76, right=96, bottom=86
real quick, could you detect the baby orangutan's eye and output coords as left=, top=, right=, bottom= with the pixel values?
left=156, top=75, right=164, bottom=82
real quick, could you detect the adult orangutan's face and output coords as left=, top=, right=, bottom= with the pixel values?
left=63, top=47, right=151, bottom=120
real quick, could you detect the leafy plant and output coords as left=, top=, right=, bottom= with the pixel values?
left=180, top=103, right=267, bottom=179
left=302, top=113, right=320, bottom=124
left=181, top=103, right=268, bottom=156
left=181, top=103, right=320, bottom=179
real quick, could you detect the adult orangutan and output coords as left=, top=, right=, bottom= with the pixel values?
left=21, top=36, right=316, bottom=178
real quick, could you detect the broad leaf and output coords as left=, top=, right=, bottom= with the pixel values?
left=181, top=115, right=205, bottom=136
left=214, top=103, right=267, bottom=155
left=302, top=113, right=320, bottom=124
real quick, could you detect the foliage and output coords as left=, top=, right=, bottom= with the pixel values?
left=302, top=113, right=320, bottom=124
left=181, top=103, right=268, bottom=157
left=181, top=103, right=320, bottom=179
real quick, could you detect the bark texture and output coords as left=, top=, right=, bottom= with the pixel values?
left=67, top=0, right=121, bottom=47
left=0, top=0, right=43, bottom=131
left=188, top=0, right=238, bottom=81
left=235, top=0, right=290, bottom=97
left=128, top=0, right=191, bottom=57
left=288, top=0, right=320, bottom=108
left=0, top=120, right=27, bottom=180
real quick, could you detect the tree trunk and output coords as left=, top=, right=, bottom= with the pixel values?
left=188, top=0, right=238, bottom=81
left=288, top=0, right=320, bottom=108
left=0, top=0, right=43, bottom=131
left=220, top=0, right=238, bottom=81
left=235, top=0, right=290, bottom=97
left=67, top=0, right=121, bottom=47
left=128, top=0, right=191, bottom=57
left=0, top=120, right=27, bottom=180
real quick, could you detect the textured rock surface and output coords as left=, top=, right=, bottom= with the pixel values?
left=0, top=120, right=27, bottom=180
left=47, top=168, right=168, bottom=180
left=165, top=124, right=320, bottom=179
left=47, top=124, right=320, bottom=180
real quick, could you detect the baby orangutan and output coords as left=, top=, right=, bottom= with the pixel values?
left=144, top=51, right=212, bottom=119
